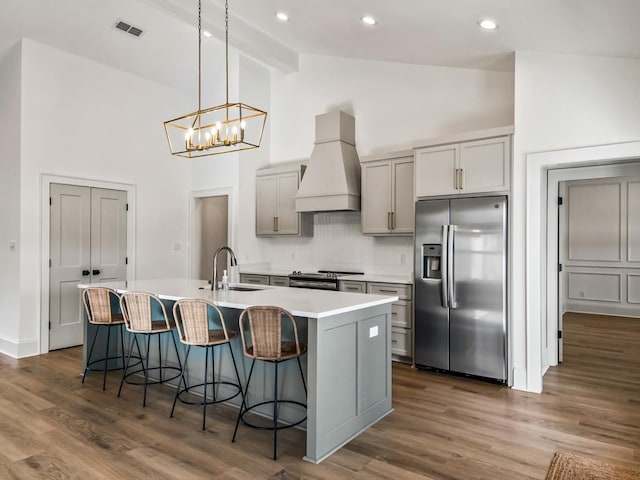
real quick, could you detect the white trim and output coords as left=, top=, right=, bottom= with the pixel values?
left=188, top=186, right=236, bottom=280
left=40, top=174, right=136, bottom=355
left=526, top=141, right=640, bottom=393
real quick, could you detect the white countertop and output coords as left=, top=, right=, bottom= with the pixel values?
left=79, top=278, right=397, bottom=319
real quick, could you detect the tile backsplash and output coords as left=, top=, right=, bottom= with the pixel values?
left=256, top=211, right=413, bottom=274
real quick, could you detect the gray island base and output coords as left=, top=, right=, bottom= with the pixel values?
left=78, top=278, right=396, bottom=463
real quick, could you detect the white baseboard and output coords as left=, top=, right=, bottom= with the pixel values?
left=565, top=304, right=640, bottom=318
left=0, top=336, right=40, bottom=358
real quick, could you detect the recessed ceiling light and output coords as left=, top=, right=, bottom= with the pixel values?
left=276, top=12, right=289, bottom=22
left=361, top=16, right=377, bottom=26
left=478, top=18, right=498, bottom=30
left=203, top=30, right=212, bottom=38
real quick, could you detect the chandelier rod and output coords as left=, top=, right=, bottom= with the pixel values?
left=225, top=0, right=229, bottom=105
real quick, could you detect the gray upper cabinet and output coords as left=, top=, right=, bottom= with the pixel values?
left=256, top=163, right=313, bottom=236
left=415, top=135, right=511, bottom=197
left=361, top=154, right=414, bottom=235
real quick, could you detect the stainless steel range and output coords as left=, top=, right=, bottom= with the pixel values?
left=288, top=270, right=363, bottom=291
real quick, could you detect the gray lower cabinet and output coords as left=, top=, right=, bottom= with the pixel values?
left=341, top=280, right=413, bottom=362
left=269, top=275, right=290, bottom=287
left=239, top=273, right=269, bottom=285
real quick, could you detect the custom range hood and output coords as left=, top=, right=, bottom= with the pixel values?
left=295, top=111, right=361, bottom=212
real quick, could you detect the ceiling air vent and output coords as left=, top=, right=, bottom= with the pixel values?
left=114, top=20, right=144, bottom=38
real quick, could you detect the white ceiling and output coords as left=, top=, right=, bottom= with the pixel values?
left=1, top=0, right=639, bottom=93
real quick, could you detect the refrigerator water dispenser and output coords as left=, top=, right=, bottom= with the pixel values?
left=422, top=244, right=442, bottom=279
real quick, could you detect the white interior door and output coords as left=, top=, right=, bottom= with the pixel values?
left=49, top=184, right=127, bottom=350
left=91, top=188, right=127, bottom=283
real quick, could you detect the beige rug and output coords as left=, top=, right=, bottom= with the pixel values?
left=546, top=452, right=640, bottom=480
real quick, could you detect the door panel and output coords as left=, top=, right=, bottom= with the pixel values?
left=256, top=175, right=277, bottom=235
left=91, top=188, right=127, bottom=283
left=414, top=199, right=450, bottom=370
left=276, top=172, right=300, bottom=234
left=449, top=196, right=507, bottom=381
left=50, top=184, right=91, bottom=350
left=392, top=159, right=414, bottom=233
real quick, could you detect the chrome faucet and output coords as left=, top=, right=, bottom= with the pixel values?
left=212, top=246, right=238, bottom=290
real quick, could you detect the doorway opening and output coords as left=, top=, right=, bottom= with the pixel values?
left=189, top=188, right=234, bottom=284
left=545, top=162, right=640, bottom=373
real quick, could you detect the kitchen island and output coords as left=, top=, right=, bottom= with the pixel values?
left=79, top=278, right=397, bottom=463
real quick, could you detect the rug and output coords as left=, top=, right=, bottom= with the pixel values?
left=545, top=451, right=640, bottom=480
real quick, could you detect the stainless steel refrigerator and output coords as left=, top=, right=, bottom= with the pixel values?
left=414, top=196, right=508, bottom=383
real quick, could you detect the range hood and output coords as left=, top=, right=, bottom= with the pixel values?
left=295, top=111, right=361, bottom=212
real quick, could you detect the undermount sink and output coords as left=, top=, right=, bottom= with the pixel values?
left=227, top=286, right=262, bottom=291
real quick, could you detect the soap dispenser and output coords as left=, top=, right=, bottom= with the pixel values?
left=221, top=269, right=229, bottom=291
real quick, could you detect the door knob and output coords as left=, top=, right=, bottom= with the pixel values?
left=82, top=270, right=90, bottom=276
left=92, top=269, right=101, bottom=275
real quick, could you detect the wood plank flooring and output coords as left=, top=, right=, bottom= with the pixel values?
left=0, top=312, right=638, bottom=479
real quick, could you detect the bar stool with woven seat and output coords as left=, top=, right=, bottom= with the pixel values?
left=232, top=306, right=307, bottom=460
left=117, top=291, right=183, bottom=407
left=81, top=287, right=131, bottom=390
left=170, top=298, right=244, bottom=431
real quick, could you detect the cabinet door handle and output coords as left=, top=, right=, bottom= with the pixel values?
left=379, top=289, right=397, bottom=294
left=273, top=216, right=277, bottom=232
left=346, top=286, right=359, bottom=291
left=387, top=212, right=392, bottom=230
left=454, top=169, right=458, bottom=190
left=392, top=211, right=395, bottom=230
left=82, top=269, right=90, bottom=276
left=460, top=168, right=464, bottom=189
left=92, top=269, right=101, bottom=275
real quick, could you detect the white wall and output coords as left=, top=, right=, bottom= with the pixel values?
left=0, top=41, right=21, bottom=355
left=7, top=39, right=192, bottom=356
left=513, top=51, right=640, bottom=392
left=271, top=54, right=514, bottom=160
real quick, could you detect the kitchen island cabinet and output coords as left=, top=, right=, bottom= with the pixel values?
left=78, top=278, right=396, bottom=464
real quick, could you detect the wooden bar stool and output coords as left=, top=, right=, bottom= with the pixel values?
left=232, top=306, right=307, bottom=460
left=117, top=291, right=183, bottom=407
left=170, top=298, right=244, bottom=431
left=81, top=287, right=132, bottom=390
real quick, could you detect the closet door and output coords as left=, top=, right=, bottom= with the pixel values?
left=49, top=184, right=127, bottom=350
left=50, top=184, right=91, bottom=350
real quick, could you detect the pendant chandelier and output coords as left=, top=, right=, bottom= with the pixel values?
left=164, top=0, right=267, bottom=157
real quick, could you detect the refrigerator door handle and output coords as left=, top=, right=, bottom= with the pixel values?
left=440, top=224, right=449, bottom=308
left=449, top=225, right=457, bottom=308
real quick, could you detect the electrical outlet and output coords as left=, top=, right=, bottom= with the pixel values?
left=400, top=254, right=406, bottom=264
left=173, top=241, right=182, bottom=251
left=9, top=241, right=16, bottom=251
left=369, top=326, right=378, bottom=338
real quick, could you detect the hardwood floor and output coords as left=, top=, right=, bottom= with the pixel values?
left=0, top=312, right=638, bottom=479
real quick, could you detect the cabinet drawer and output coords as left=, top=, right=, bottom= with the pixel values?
left=269, top=276, right=290, bottom=287
left=340, top=281, right=366, bottom=293
left=391, top=300, right=411, bottom=328
left=391, top=327, right=411, bottom=357
left=239, top=274, right=270, bottom=285
left=367, top=282, right=412, bottom=300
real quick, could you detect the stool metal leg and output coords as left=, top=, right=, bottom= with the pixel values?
left=297, top=357, right=307, bottom=396
left=158, top=333, right=163, bottom=383
left=143, top=334, right=151, bottom=407
left=102, top=324, right=112, bottom=391
left=118, top=332, right=137, bottom=397
left=273, top=361, right=279, bottom=460
left=232, top=358, right=256, bottom=442
left=82, top=324, right=100, bottom=384
left=228, top=343, right=244, bottom=405
left=171, top=345, right=191, bottom=418
left=203, top=345, right=209, bottom=431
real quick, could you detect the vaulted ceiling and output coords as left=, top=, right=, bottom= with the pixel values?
left=1, top=0, right=639, bottom=93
